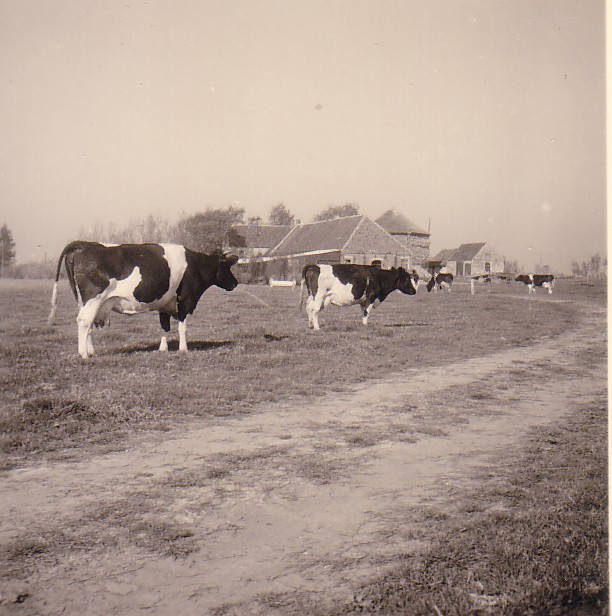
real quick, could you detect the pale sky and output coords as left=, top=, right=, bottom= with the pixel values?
left=0, top=0, right=606, bottom=272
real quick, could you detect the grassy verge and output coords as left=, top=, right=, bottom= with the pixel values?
left=339, top=397, right=608, bottom=615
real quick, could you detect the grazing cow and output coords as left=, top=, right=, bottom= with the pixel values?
left=48, top=241, right=239, bottom=358
left=300, top=263, right=416, bottom=330
left=426, top=272, right=454, bottom=293
left=515, top=273, right=555, bottom=295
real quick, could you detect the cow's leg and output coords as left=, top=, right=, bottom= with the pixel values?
left=362, top=300, right=375, bottom=325
left=159, top=312, right=171, bottom=352
left=309, top=293, right=325, bottom=330
left=305, top=296, right=316, bottom=329
left=178, top=318, right=188, bottom=352
left=86, top=330, right=95, bottom=357
left=76, top=300, right=100, bottom=358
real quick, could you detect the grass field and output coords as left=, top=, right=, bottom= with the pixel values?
left=0, top=276, right=607, bottom=615
left=0, top=277, right=585, bottom=468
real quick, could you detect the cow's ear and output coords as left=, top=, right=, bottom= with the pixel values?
left=223, top=254, right=239, bottom=266
left=397, top=267, right=405, bottom=274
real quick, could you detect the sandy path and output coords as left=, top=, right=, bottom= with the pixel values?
left=0, top=304, right=606, bottom=615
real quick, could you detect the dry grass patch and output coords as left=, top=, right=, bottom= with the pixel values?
left=342, top=398, right=608, bottom=615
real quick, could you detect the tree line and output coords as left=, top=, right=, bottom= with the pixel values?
left=571, top=254, right=607, bottom=280
left=77, top=203, right=361, bottom=253
left=0, top=204, right=607, bottom=281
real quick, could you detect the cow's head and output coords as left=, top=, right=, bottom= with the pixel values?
left=395, top=267, right=417, bottom=295
left=426, top=276, right=436, bottom=292
left=215, top=254, right=239, bottom=291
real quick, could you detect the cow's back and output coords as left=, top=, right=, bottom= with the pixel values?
left=66, top=243, right=187, bottom=307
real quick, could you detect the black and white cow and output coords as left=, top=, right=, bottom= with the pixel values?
left=426, top=272, right=454, bottom=293
left=300, top=263, right=416, bottom=330
left=48, top=241, right=239, bottom=358
left=515, top=273, right=555, bottom=295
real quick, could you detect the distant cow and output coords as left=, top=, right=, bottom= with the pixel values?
left=515, top=273, right=555, bottom=295
left=300, top=263, right=416, bottom=330
left=48, top=241, right=239, bottom=358
left=426, top=272, right=454, bottom=293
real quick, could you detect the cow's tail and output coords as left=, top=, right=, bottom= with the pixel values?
left=299, top=277, right=308, bottom=311
left=47, top=241, right=87, bottom=325
left=299, top=264, right=317, bottom=311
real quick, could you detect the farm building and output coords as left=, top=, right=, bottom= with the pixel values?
left=227, top=224, right=292, bottom=258
left=429, top=242, right=505, bottom=277
left=375, top=210, right=431, bottom=267
left=227, top=215, right=420, bottom=282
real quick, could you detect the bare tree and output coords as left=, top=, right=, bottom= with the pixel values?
left=572, top=253, right=606, bottom=280
left=504, top=259, right=519, bottom=274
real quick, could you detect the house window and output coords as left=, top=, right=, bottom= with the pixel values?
left=456, top=262, right=464, bottom=276
left=371, top=259, right=383, bottom=268
left=464, top=263, right=471, bottom=276
left=485, top=262, right=491, bottom=273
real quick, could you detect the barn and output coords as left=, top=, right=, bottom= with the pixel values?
left=375, top=210, right=431, bottom=267
left=228, top=215, right=420, bottom=282
left=429, top=242, right=505, bottom=277
left=228, top=224, right=292, bottom=259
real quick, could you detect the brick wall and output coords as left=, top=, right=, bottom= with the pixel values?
left=391, top=233, right=430, bottom=266
left=344, top=218, right=407, bottom=255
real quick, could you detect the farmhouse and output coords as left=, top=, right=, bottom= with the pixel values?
left=228, top=215, right=421, bottom=282
left=429, top=242, right=505, bottom=277
left=375, top=210, right=431, bottom=267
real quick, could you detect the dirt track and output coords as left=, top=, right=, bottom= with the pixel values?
left=0, top=303, right=607, bottom=615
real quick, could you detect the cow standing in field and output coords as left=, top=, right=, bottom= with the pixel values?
left=426, top=272, right=454, bottom=293
left=515, top=273, right=555, bottom=295
left=48, top=241, right=239, bottom=358
left=300, top=263, right=416, bottom=330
